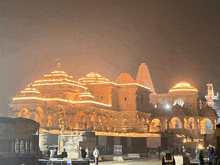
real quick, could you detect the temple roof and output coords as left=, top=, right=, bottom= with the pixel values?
left=199, top=105, right=219, bottom=118
left=115, top=73, right=135, bottom=84
left=31, top=69, right=82, bottom=88
left=78, top=72, right=110, bottom=84
left=78, top=92, right=95, bottom=100
left=169, top=82, right=198, bottom=93
left=19, top=85, right=41, bottom=97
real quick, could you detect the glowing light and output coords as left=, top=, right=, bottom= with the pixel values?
left=183, top=139, right=186, bottom=143
left=79, top=72, right=110, bottom=83
left=20, top=87, right=40, bottom=94
left=78, top=92, right=95, bottom=98
left=169, top=82, right=198, bottom=93
left=198, top=144, right=203, bottom=149
left=32, top=82, right=87, bottom=89
left=95, top=131, right=161, bottom=137
left=165, top=104, right=171, bottom=109
left=87, top=82, right=151, bottom=90
left=12, top=97, right=111, bottom=107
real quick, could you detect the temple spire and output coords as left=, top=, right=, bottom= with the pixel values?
left=57, top=63, right=61, bottom=70
left=136, top=63, right=156, bottom=93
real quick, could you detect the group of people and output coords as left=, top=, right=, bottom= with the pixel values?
left=195, top=147, right=218, bottom=165
left=208, top=147, right=218, bottom=165
left=44, top=146, right=100, bottom=165
left=44, top=146, right=68, bottom=158
left=81, top=147, right=100, bottom=165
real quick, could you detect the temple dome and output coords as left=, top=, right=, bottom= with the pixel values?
left=78, top=72, right=110, bottom=84
left=32, top=69, right=81, bottom=87
left=19, top=85, right=41, bottom=97
left=116, top=73, right=135, bottom=84
left=169, top=82, right=198, bottom=93
left=78, top=92, right=95, bottom=101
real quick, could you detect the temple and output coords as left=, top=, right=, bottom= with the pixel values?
left=10, top=63, right=218, bottom=154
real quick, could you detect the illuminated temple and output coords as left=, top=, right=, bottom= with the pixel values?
left=10, top=63, right=218, bottom=153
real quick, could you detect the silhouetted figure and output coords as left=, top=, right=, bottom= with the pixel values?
left=81, top=148, right=87, bottom=158
left=182, top=151, right=190, bottom=165
left=61, top=149, right=68, bottom=158
left=162, top=150, right=175, bottom=165
left=170, top=147, right=174, bottom=156
left=145, top=147, right=149, bottom=157
left=52, top=147, right=58, bottom=158
left=158, top=146, right=161, bottom=159
left=212, top=149, right=217, bottom=165
left=195, top=148, right=199, bottom=161
left=45, top=146, right=50, bottom=157
left=208, top=147, right=214, bottom=165
left=199, top=150, right=204, bottom=165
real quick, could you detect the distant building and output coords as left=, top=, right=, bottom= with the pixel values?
left=10, top=63, right=218, bottom=153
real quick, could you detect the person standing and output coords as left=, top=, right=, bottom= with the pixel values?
left=199, top=150, right=204, bottom=165
left=45, top=146, right=50, bottom=157
left=195, top=148, right=199, bottom=161
left=158, top=146, right=161, bottom=159
left=145, top=147, right=149, bottom=157
left=170, top=147, right=174, bottom=156
left=61, top=149, right=68, bottom=158
left=93, top=147, right=100, bottom=165
left=81, top=148, right=87, bottom=158
left=162, top=149, right=175, bottom=165
left=52, top=147, right=57, bottom=158
left=212, top=148, right=218, bottom=165
left=208, top=147, right=214, bottom=165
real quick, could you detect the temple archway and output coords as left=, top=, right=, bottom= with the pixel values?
left=18, top=107, right=30, bottom=118
left=200, top=118, right=213, bottom=134
left=149, top=118, right=161, bottom=132
left=35, top=107, right=44, bottom=123
left=188, top=118, right=195, bottom=129
left=173, top=98, right=184, bottom=107
left=141, top=116, right=146, bottom=125
left=169, top=117, right=182, bottom=129
left=123, top=119, right=128, bottom=125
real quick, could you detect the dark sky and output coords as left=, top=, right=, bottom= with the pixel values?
left=1, top=0, right=220, bottom=116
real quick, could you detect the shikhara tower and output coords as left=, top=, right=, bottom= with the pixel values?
left=136, top=63, right=156, bottom=93
left=205, top=83, right=219, bottom=109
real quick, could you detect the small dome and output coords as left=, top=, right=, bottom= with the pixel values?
left=78, top=92, right=95, bottom=101
left=78, top=72, right=110, bottom=84
left=116, top=73, right=134, bottom=84
left=20, top=85, right=41, bottom=97
left=169, top=82, right=198, bottom=93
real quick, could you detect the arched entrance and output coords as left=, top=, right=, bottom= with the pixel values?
left=188, top=118, right=195, bottom=129
left=169, top=117, right=182, bottom=129
left=173, top=98, right=184, bottom=107
left=200, top=118, right=213, bottom=134
left=18, top=107, right=30, bottom=118
left=149, top=118, right=161, bottom=132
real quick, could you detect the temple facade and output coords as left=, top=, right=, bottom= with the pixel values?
left=10, top=63, right=218, bottom=153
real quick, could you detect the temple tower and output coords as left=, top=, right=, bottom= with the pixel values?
left=205, top=83, right=219, bottom=109
left=136, top=63, right=155, bottom=93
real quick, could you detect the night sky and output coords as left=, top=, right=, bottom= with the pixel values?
left=1, top=0, right=220, bottom=117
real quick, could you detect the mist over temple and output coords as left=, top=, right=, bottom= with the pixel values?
left=10, top=63, right=218, bottom=155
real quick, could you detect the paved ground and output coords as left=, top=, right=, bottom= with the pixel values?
left=90, top=158, right=162, bottom=165
left=90, top=154, right=162, bottom=165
